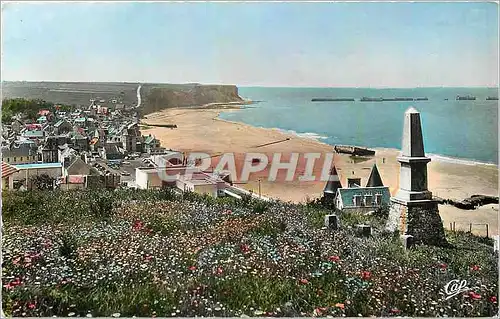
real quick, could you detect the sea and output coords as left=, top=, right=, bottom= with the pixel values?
left=218, top=87, right=499, bottom=165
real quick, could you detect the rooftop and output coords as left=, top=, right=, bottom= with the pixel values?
left=13, top=162, right=63, bottom=170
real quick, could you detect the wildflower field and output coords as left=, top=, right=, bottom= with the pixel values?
left=1, top=189, right=498, bottom=317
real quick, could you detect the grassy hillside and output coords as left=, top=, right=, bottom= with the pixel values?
left=2, top=189, right=498, bottom=317
left=2, top=82, right=244, bottom=116
left=2, top=82, right=140, bottom=107
left=140, top=84, right=243, bottom=115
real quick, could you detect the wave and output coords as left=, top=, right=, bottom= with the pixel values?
left=427, top=153, right=498, bottom=167
left=276, top=129, right=329, bottom=141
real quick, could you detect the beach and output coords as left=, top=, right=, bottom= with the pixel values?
left=141, top=106, right=499, bottom=236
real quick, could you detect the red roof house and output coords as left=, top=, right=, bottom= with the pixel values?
left=2, top=161, right=19, bottom=190
left=38, top=110, right=51, bottom=116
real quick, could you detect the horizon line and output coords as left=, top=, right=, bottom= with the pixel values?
left=2, top=80, right=498, bottom=90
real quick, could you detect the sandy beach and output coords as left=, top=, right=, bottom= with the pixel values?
left=141, top=106, right=499, bottom=236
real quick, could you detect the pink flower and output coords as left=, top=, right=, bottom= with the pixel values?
left=390, top=308, right=401, bottom=314
left=469, top=291, right=481, bottom=300
left=470, top=265, right=480, bottom=271
left=361, top=271, right=371, bottom=280
left=240, top=244, right=250, bottom=253
left=314, top=308, right=324, bottom=316
left=439, top=263, right=447, bottom=270
left=489, top=296, right=497, bottom=303
left=144, top=255, right=153, bottom=261
left=299, top=278, right=309, bottom=285
left=133, top=220, right=143, bottom=231
left=335, top=303, right=345, bottom=310
left=28, top=302, right=36, bottom=310
left=189, top=266, right=197, bottom=271
left=328, top=255, right=340, bottom=262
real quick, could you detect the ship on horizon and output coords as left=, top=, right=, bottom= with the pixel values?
left=456, top=95, right=476, bottom=101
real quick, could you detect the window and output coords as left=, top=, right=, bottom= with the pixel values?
left=364, top=195, right=373, bottom=206
left=14, top=157, right=17, bottom=162
left=353, top=194, right=362, bottom=206
left=6, top=158, right=10, bottom=163
left=375, top=194, right=382, bottom=205
left=20, top=157, right=23, bottom=162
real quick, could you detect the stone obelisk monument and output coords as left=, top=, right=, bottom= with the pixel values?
left=386, top=107, right=447, bottom=246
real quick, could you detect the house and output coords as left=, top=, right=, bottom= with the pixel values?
left=25, top=123, right=43, bottom=131
left=120, top=122, right=141, bottom=152
left=150, top=151, right=185, bottom=167
left=143, top=134, right=162, bottom=154
left=1, top=141, right=38, bottom=164
left=54, top=119, right=72, bottom=135
left=89, top=129, right=106, bottom=150
left=58, top=145, right=78, bottom=164
left=69, top=132, right=89, bottom=152
left=175, top=171, right=227, bottom=197
left=74, top=117, right=88, bottom=128
left=2, top=161, right=18, bottom=190
left=135, top=167, right=166, bottom=190
left=37, top=116, right=48, bottom=124
left=135, top=164, right=227, bottom=197
left=11, top=162, right=64, bottom=187
left=41, top=136, right=68, bottom=163
left=63, top=156, right=91, bottom=177
left=100, top=144, right=124, bottom=160
left=38, top=110, right=51, bottom=117
left=22, top=129, right=45, bottom=141
left=334, top=164, right=391, bottom=213
left=58, top=175, right=87, bottom=190
left=11, top=119, right=23, bottom=134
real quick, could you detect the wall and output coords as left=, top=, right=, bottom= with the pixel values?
left=193, top=183, right=218, bottom=197
left=136, top=169, right=163, bottom=189
left=2, top=176, right=14, bottom=190
left=11, top=167, right=63, bottom=181
left=3, top=155, right=37, bottom=165
left=66, top=158, right=91, bottom=176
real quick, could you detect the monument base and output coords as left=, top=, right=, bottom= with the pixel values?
left=386, top=197, right=447, bottom=247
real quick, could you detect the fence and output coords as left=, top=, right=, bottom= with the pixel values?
left=447, top=222, right=491, bottom=237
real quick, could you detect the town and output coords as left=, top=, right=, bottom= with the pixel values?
left=1, top=97, right=267, bottom=201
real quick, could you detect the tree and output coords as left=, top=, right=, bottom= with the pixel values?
left=30, top=174, right=55, bottom=190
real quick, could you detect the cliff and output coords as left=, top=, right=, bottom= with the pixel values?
left=140, top=84, right=243, bottom=115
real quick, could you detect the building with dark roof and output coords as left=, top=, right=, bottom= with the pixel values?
left=366, top=163, right=384, bottom=187
left=323, top=165, right=342, bottom=203
left=334, top=163, right=391, bottom=213
left=1, top=141, right=38, bottom=164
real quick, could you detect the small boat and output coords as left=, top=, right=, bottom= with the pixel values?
left=486, top=96, right=499, bottom=100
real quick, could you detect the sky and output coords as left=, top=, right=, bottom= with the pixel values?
left=1, top=1, right=499, bottom=87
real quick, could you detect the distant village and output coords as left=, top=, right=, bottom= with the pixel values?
left=1, top=97, right=244, bottom=198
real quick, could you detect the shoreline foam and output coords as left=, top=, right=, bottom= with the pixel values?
left=216, top=110, right=497, bottom=168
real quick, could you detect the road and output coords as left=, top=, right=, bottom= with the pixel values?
left=136, top=85, right=142, bottom=108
